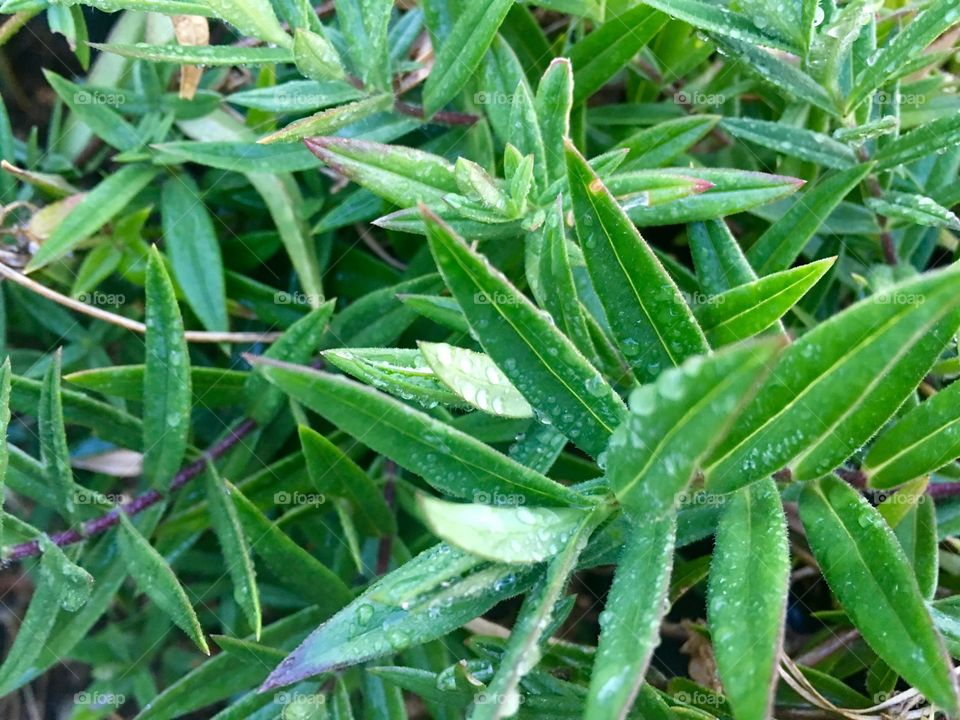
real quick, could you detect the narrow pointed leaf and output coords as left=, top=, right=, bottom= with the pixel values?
left=721, top=117, right=857, bottom=169
left=417, top=494, right=589, bottom=564
left=39, top=352, right=76, bottom=521
left=90, top=42, right=292, bottom=65
left=143, top=247, right=191, bottom=490
left=261, top=544, right=536, bottom=689
left=299, top=425, right=395, bottom=537
left=117, top=512, right=209, bottom=654
left=161, top=175, right=228, bottom=332
left=847, top=0, right=960, bottom=110
left=566, top=141, right=709, bottom=381
left=243, top=301, right=335, bottom=424
left=747, top=164, right=873, bottom=275
left=305, top=137, right=459, bottom=207
left=26, top=164, right=158, bottom=271
left=422, top=0, right=514, bottom=118
left=693, top=258, right=835, bottom=346
left=643, top=0, right=798, bottom=51
left=585, top=512, right=676, bottom=720
left=419, top=342, right=533, bottom=418
left=229, top=483, right=352, bottom=614
left=204, top=465, right=261, bottom=639
left=688, top=219, right=756, bottom=295
left=864, top=380, right=960, bottom=489
left=708, top=477, right=789, bottom=720
left=423, top=207, right=626, bottom=458
left=609, top=341, right=780, bottom=520
left=471, top=510, right=602, bottom=720
left=799, top=476, right=958, bottom=713
left=705, top=266, right=960, bottom=492
left=568, top=5, right=668, bottom=105
left=252, top=357, right=578, bottom=506
left=895, top=495, right=938, bottom=601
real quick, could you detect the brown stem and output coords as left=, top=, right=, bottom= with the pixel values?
left=792, top=628, right=861, bottom=667
left=2, top=418, right=258, bottom=565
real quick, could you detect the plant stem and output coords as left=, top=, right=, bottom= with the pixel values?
left=2, top=418, right=258, bottom=564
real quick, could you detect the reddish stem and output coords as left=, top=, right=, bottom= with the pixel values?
left=3, top=418, right=258, bottom=564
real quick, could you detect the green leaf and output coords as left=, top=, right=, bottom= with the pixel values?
left=117, top=511, right=210, bottom=654
left=252, top=357, right=579, bottom=506
left=566, top=141, right=709, bottom=381
left=688, top=219, right=756, bottom=294
left=90, top=42, right=292, bottom=65
left=66, top=365, right=247, bottom=408
left=847, top=0, right=960, bottom=111
left=12, top=374, right=142, bottom=450
left=299, top=425, right=395, bottom=537
left=161, top=175, right=228, bottom=332
left=259, top=93, right=392, bottom=144
left=225, top=80, right=364, bottom=112
left=26, top=164, right=158, bottom=271
left=143, top=246, right=191, bottom=490
left=153, top=142, right=323, bottom=173
left=261, top=543, right=537, bottom=689
left=0, top=538, right=93, bottom=695
left=568, top=5, right=668, bottom=105
left=205, top=0, right=290, bottom=46
left=712, top=36, right=837, bottom=114
left=422, top=206, right=627, bottom=459
left=608, top=341, right=779, bottom=520
left=895, top=494, right=938, bottom=601
left=584, top=512, right=676, bottom=720
left=616, top=115, right=720, bottom=170
left=417, top=494, right=590, bottom=564
left=874, top=115, right=960, bottom=171
left=642, top=0, right=798, bottom=51
left=864, top=380, right=960, bottom=489
left=204, top=464, right=261, bottom=639
left=535, top=58, right=573, bottom=187
left=799, top=476, right=958, bottom=713
left=244, top=301, right=335, bottom=424
left=229, top=482, right=352, bottom=615
left=38, top=351, right=76, bottom=522
left=322, top=347, right=465, bottom=409
left=471, top=509, right=602, bottom=720
left=693, top=258, right=835, bottom=346
left=419, top=342, right=533, bottom=418
left=608, top=167, right=805, bottom=226
left=866, top=192, right=960, bottom=231
left=293, top=27, right=345, bottom=81
left=422, top=0, right=515, bottom=118
left=44, top=70, right=142, bottom=151
left=704, top=265, right=960, bottom=492
left=721, top=117, right=857, bottom=169
left=708, top=477, right=789, bottom=720
left=305, top=137, right=459, bottom=207
left=746, top=164, right=874, bottom=275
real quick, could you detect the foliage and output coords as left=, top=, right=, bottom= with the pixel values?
left=0, top=0, right=960, bottom=718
